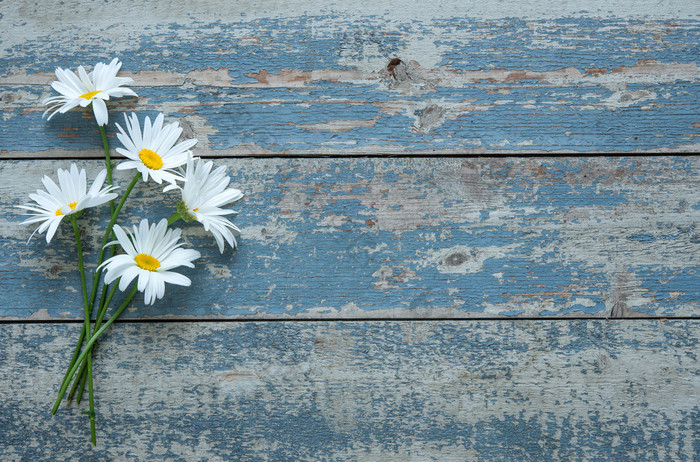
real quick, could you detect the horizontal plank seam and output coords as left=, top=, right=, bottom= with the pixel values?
left=3, top=152, right=700, bottom=161
left=2, top=316, right=698, bottom=325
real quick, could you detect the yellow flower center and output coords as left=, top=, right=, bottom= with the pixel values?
left=138, top=148, right=164, bottom=170
left=193, top=208, right=198, bottom=212
left=135, top=253, right=161, bottom=272
left=79, top=90, right=102, bottom=100
left=55, top=201, right=78, bottom=216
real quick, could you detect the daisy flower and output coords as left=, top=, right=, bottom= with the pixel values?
left=16, top=164, right=118, bottom=243
left=100, top=219, right=201, bottom=305
left=166, top=156, right=244, bottom=253
left=115, top=113, right=197, bottom=185
left=43, top=58, right=137, bottom=126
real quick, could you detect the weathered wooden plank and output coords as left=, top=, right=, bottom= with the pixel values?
left=1, top=2, right=698, bottom=154
left=2, top=157, right=698, bottom=320
left=0, top=320, right=697, bottom=460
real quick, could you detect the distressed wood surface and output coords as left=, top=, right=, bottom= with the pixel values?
left=1, top=1, right=699, bottom=155
left=2, top=1, right=699, bottom=458
left=3, top=157, right=699, bottom=320
left=1, top=320, right=698, bottom=461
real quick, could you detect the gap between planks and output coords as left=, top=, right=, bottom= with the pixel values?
left=3, top=152, right=700, bottom=161
left=2, top=316, right=697, bottom=325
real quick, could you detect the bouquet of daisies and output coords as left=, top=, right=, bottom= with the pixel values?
left=17, top=58, right=243, bottom=445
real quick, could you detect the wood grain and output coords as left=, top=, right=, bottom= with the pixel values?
left=1, top=320, right=697, bottom=461
left=2, top=1, right=699, bottom=460
left=1, top=2, right=698, bottom=155
left=3, top=157, right=699, bottom=320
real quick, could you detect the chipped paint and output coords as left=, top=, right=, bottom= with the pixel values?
left=2, top=157, right=698, bottom=320
left=3, top=3, right=699, bottom=459
left=1, top=16, right=698, bottom=154
left=2, top=321, right=698, bottom=460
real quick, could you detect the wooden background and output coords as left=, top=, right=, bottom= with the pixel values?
left=1, top=0, right=698, bottom=459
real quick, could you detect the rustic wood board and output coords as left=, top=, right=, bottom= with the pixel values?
left=1, top=320, right=697, bottom=461
left=3, top=157, right=699, bottom=320
left=2, top=1, right=699, bottom=459
left=1, top=1, right=699, bottom=155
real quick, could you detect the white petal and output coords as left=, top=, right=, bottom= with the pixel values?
left=77, top=65, right=94, bottom=91
left=88, top=169, right=108, bottom=195
left=112, top=225, right=137, bottom=256
left=45, top=217, right=63, bottom=243
left=158, top=271, right=191, bottom=287
left=118, top=266, right=140, bottom=290
left=92, top=98, right=108, bottom=126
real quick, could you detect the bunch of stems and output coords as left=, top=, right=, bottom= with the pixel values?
left=51, top=125, right=140, bottom=445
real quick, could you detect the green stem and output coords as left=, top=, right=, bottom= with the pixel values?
left=98, top=125, right=115, bottom=217
left=73, top=190, right=122, bottom=404
left=52, top=284, right=139, bottom=415
left=87, top=353, right=96, bottom=445
left=76, top=230, right=120, bottom=402
left=75, top=249, right=117, bottom=403
left=70, top=217, right=96, bottom=445
left=70, top=217, right=89, bottom=311
left=167, top=213, right=181, bottom=226
left=71, top=283, right=119, bottom=403
left=93, top=284, right=120, bottom=335
left=70, top=361, right=88, bottom=403
left=57, top=325, right=86, bottom=403
left=88, top=173, right=140, bottom=309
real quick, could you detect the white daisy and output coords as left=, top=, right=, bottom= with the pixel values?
left=43, top=58, right=137, bottom=126
left=166, top=156, right=244, bottom=253
left=16, top=164, right=118, bottom=243
left=100, top=219, right=201, bottom=305
left=115, top=113, right=197, bottom=185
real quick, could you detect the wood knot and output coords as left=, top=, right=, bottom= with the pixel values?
left=387, top=58, right=402, bottom=74
left=445, top=253, right=468, bottom=266
left=387, top=58, right=409, bottom=82
left=1, top=93, right=18, bottom=103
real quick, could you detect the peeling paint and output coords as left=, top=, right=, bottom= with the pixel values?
left=1, top=17, right=698, bottom=154
left=4, top=157, right=697, bottom=320
left=3, top=321, right=699, bottom=460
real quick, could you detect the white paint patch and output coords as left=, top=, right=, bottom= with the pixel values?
left=318, top=213, right=347, bottom=228
left=399, top=35, right=450, bottom=70
left=572, top=297, right=597, bottom=308
left=492, top=272, right=505, bottom=285
left=337, top=42, right=388, bottom=74
left=204, top=263, right=233, bottom=279
left=306, top=305, right=340, bottom=314
left=219, top=371, right=264, bottom=395
left=490, top=139, right=511, bottom=148
left=241, top=223, right=298, bottom=245
left=372, top=265, right=423, bottom=289
left=337, top=33, right=447, bottom=74
left=602, top=90, right=657, bottom=108
left=27, top=308, right=51, bottom=320
left=361, top=242, right=388, bottom=254
left=7, top=0, right=697, bottom=28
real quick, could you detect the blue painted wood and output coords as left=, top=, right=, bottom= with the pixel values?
left=3, top=157, right=699, bottom=319
left=2, top=2, right=698, bottom=459
left=1, top=16, right=698, bottom=154
left=1, top=321, right=697, bottom=460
